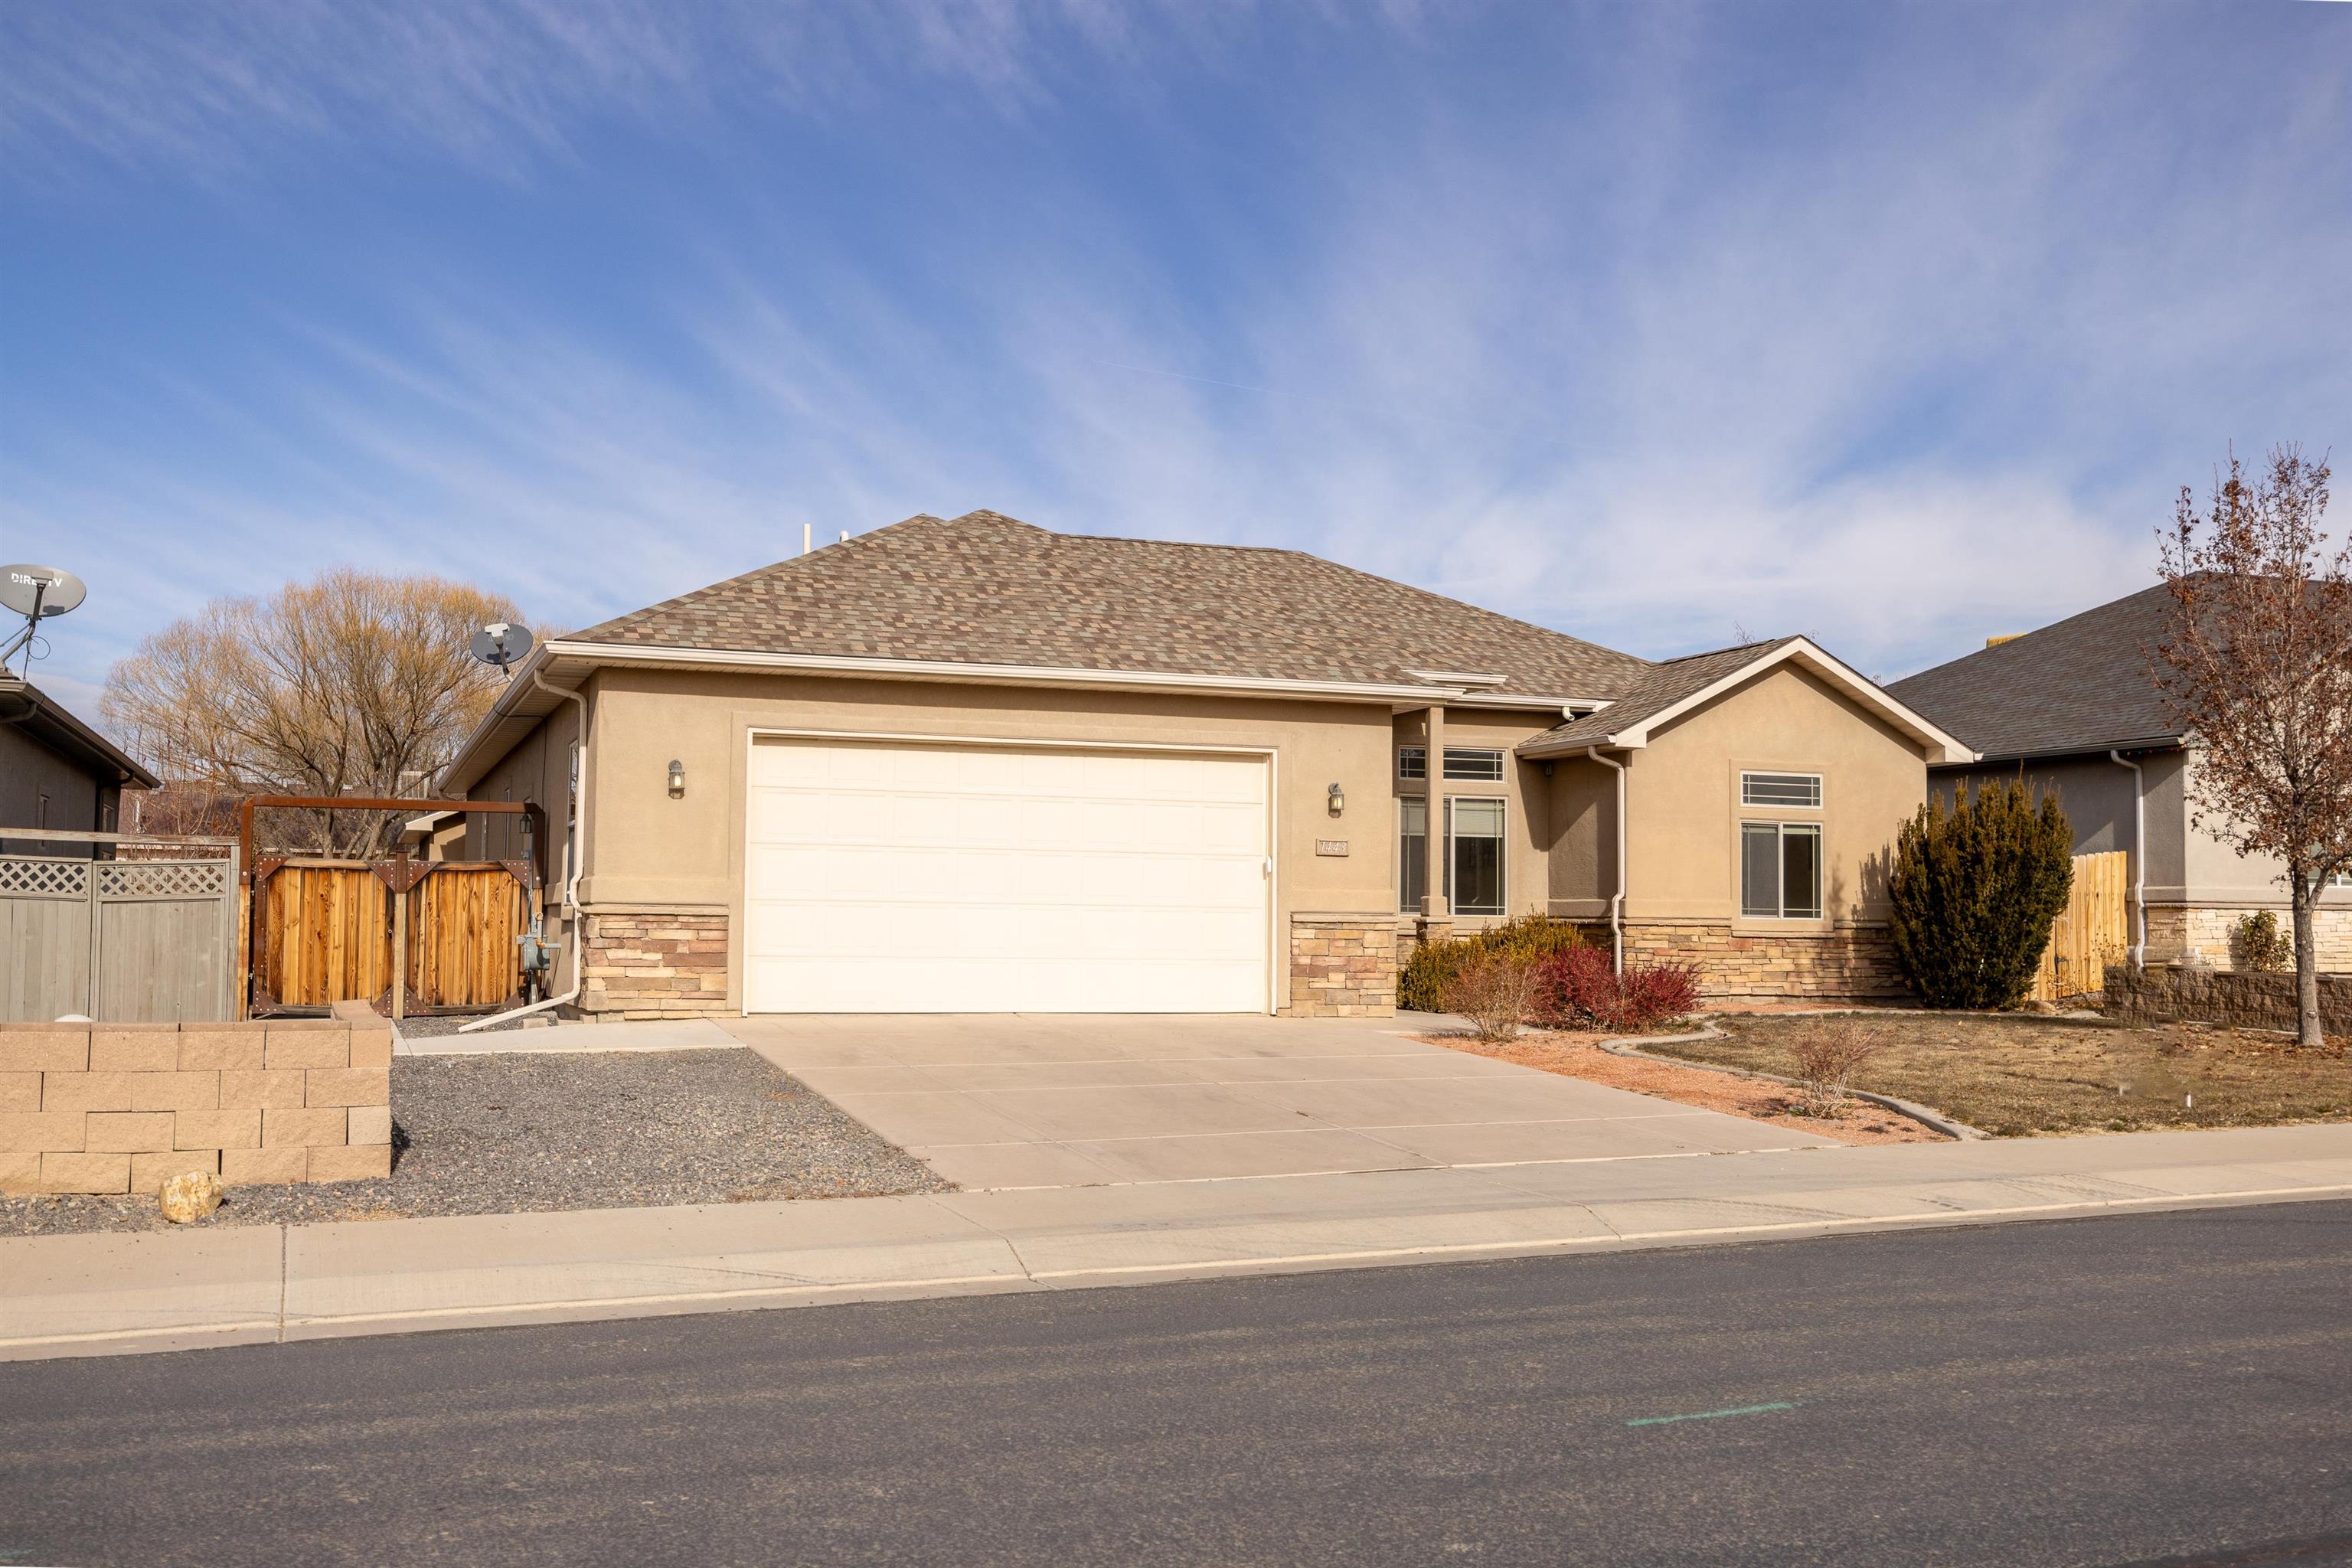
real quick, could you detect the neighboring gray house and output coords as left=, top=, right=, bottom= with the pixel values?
left=1890, top=584, right=2350, bottom=973
left=0, top=678, right=158, bottom=857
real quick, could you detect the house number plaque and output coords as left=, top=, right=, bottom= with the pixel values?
left=1315, top=839, right=1349, bottom=857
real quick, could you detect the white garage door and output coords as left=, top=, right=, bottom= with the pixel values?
left=745, top=737, right=1271, bottom=1013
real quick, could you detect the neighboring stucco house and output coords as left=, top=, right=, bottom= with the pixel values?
left=1889, top=583, right=2351, bottom=973
left=0, top=678, right=158, bottom=857
left=443, top=511, right=1969, bottom=1018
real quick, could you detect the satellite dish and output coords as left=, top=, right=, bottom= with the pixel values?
left=469, top=622, right=535, bottom=670
left=0, top=565, right=85, bottom=619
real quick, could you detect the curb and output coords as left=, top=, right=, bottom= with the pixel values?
left=1598, top=1025, right=1991, bottom=1142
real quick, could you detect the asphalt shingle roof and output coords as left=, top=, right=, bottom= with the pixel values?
left=1524, top=639, right=1801, bottom=750
left=574, top=511, right=1656, bottom=699
left=1886, top=583, right=2187, bottom=760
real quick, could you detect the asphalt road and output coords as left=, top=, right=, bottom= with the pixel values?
left=3, top=1202, right=2348, bottom=1568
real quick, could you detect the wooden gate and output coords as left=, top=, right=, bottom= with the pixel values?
left=2032, top=850, right=2132, bottom=1002
left=0, top=831, right=240, bottom=1024
left=250, top=859, right=531, bottom=1016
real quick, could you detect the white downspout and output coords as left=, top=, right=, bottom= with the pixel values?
left=458, top=669, right=590, bottom=1034
left=2109, top=750, right=2146, bottom=969
left=1586, top=746, right=1626, bottom=975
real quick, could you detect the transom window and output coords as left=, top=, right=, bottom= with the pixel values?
left=1741, top=822, right=1822, bottom=920
left=1399, top=796, right=1508, bottom=916
left=1742, top=771, right=1822, bottom=808
left=1397, top=746, right=1506, bottom=781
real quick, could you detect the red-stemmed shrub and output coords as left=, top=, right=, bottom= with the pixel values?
left=1536, top=948, right=1703, bottom=1034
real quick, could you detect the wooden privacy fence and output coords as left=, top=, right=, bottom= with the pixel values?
left=0, top=828, right=240, bottom=1024
left=250, top=860, right=534, bottom=1017
left=240, top=795, right=545, bottom=1019
left=2033, top=850, right=2131, bottom=1003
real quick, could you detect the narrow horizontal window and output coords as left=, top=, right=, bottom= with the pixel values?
left=1397, top=746, right=1427, bottom=780
left=1442, top=748, right=1505, bottom=781
left=1742, top=772, right=1821, bottom=808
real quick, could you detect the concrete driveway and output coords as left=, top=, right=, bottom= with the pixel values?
left=720, top=1014, right=1838, bottom=1189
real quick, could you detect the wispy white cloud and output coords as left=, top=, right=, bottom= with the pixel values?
left=2, top=0, right=2345, bottom=709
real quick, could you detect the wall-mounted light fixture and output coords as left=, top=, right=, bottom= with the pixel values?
left=1327, top=782, right=1345, bottom=817
left=667, top=760, right=686, bottom=799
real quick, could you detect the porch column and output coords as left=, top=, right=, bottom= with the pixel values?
left=1420, top=704, right=1450, bottom=940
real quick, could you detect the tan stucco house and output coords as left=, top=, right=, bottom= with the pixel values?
left=443, top=511, right=1971, bottom=1018
left=1890, top=583, right=2352, bottom=974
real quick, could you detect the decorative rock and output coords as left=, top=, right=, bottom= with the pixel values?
left=158, top=1170, right=224, bottom=1224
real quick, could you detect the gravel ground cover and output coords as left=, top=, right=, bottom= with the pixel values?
left=1421, top=1029, right=1945, bottom=1144
left=1650, top=1013, right=2352, bottom=1137
left=0, top=1047, right=948, bottom=1236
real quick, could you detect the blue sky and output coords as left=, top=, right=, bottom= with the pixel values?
left=3, top=1, right=2347, bottom=713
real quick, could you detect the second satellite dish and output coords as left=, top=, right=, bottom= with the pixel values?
left=0, top=565, right=87, bottom=619
left=470, top=622, right=535, bottom=670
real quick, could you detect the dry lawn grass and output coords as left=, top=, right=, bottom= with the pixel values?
left=1423, top=1031, right=1945, bottom=1145
left=1651, top=1014, right=2352, bottom=1137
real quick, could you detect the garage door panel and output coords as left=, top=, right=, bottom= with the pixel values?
left=746, top=738, right=1269, bottom=1013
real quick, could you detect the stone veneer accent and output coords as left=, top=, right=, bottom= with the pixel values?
left=1284, top=913, right=1398, bottom=1018
left=2105, top=962, right=2350, bottom=1037
left=0, top=1001, right=392, bottom=1195
left=1612, top=920, right=1908, bottom=1002
left=2145, top=905, right=2352, bottom=973
left=580, top=908, right=732, bottom=1020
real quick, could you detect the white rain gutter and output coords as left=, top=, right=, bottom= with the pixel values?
left=1586, top=746, right=1626, bottom=975
left=2109, top=749, right=2147, bottom=968
left=457, top=670, right=590, bottom=1034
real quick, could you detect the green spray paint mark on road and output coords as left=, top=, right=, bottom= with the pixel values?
left=1626, top=1401, right=1798, bottom=1427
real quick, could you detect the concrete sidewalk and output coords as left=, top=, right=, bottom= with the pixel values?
left=5, top=1122, right=2346, bottom=1362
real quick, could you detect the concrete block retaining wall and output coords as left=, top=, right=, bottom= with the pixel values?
left=2105, top=962, right=2350, bottom=1037
left=0, top=1002, right=391, bottom=1195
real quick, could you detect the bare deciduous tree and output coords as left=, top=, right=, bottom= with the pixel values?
left=103, top=570, right=525, bottom=856
left=2152, top=446, right=2351, bottom=1048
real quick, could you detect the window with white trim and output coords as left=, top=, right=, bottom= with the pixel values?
left=2331, top=871, right=2351, bottom=890
left=1397, top=746, right=1507, bottom=781
left=1741, top=822, right=1821, bottom=919
left=1742, top=771, right=1822, bottom=808
left=1447, top=797, right=1507, bottom=915
left=1397, top=795, right=1508, bottom=916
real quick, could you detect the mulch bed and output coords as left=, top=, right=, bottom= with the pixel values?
left=0, top=1047, right=949, bottom=1236
left=1420, top=1028, right=1946, bottom=1145
left=1649, top=1014, right=2352, bottom=1138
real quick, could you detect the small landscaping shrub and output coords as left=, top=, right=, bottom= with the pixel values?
left=1398, top=916, right=1586, bottom=1012
left=1535, top=946, right=1704, bottom=1034
left=1886, top=779, right=2074, bottom=1009
left=2232, top=910, right=2291, bottom=973
left=1788, top=1018, right=1887, bottom=1116
left=1441, top=952, right=1548, bottom=1044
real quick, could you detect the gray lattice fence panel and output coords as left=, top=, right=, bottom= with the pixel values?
left=0, top=854, right=235, bottom=1023
left=0, top=857, right=94, bottom=1021
left=95, top=859, right=237, bottom=1023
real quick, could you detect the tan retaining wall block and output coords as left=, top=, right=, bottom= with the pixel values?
left=131, top=1071, right=221, bottom=1112
left=264, top=1024, right=353, bottom=1070
left=178, top=1029, right=266, bottom=1071
left=263, top=1106, right=351, bottom=1147
left=346, top=1105, right=393, bottom=1146
left=39, top=1072, right=137, bottom=1113
left=90, top=1026, right=181, bottom=1073
left=0, top=1072, right=39, bottom=1114
left=85, top=1111, right=176, bottom=1153
left=176, top=1108, right=262, bottom=1150
left=0, top=1152, right=38, bottom=1194
left=221, top=1147, right=308, bottom=1185
left=346, top=1027, right=394, bottom=1069
left=0, top=1027, right=90, bottom=1074
left=220, top=1070, right=308, bottom=1109
left=0, top=1111, right=87, bottom=1152
left=41, top=1152, right=131, bottom=1194
left=305, top=1067, right=390, bottom=1108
